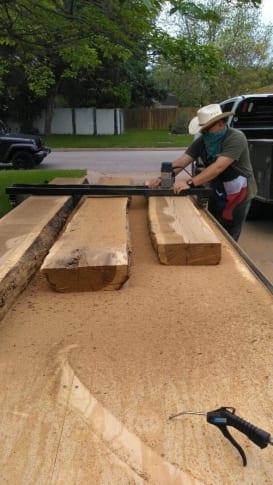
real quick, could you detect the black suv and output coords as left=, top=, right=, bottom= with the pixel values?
left=0, top=120, right=51, bottom=169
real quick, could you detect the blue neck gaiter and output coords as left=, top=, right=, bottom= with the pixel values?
left=203, top=127, right=227, bottom=161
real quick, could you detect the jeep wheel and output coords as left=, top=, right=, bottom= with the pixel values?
left=12, top=151, right=36, bottom=169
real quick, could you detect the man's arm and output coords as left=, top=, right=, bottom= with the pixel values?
left=173, top=155, right=235, bottom=193
left=171, top=152, right=194, bottom=174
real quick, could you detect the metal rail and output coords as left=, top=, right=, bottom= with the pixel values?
left=205, top=208, right=273, bottom=295
left=6, top=183, right=212, bottom=198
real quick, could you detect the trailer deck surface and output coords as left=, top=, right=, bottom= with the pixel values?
left=0, top=194, right=273, bottom=484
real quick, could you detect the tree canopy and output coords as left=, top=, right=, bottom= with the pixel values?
left=0, top=0, right=164, bottom=130
left=154, top=0, right=273, bottom=105
left=0, top=0, right=268, bottom=131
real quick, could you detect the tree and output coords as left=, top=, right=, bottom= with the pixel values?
left=0, top=0, right=265, bottom=132
left=153, top=0, right=273, bottom=105
left=0, top=0, right=162, bottom=132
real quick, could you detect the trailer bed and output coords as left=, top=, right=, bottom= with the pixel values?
left=0, top=184, right=272, bottom=484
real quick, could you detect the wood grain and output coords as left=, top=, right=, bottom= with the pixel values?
left=41, top=177, right=131, bottom=292
left=0, top=177, right=86, bottom=320
left=148, top=196, right=221, bottom=265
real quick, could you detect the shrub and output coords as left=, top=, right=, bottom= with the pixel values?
left=170, top=112, right=189, bottom=134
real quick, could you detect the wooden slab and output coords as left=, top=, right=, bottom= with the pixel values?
left=148, top=196, right=221, bottom=265
left=0, top=177, right=86, bottom=321
left=41, top=178, right=131, bottom=292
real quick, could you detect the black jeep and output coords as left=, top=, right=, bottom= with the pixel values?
left=0, top=120, right=51, bottom=169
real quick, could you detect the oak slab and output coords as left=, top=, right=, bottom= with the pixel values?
left=41, top=197, right=130, bottom=292
left=148, top=196, right=221, bottom=265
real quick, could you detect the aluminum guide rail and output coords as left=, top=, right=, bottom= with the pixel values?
left=6, top=183, right=212, bottom=198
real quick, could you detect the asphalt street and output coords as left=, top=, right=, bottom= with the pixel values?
left=42, top=148, right=183, bottom=173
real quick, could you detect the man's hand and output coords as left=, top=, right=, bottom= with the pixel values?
left=173, top=180, right=189, bottom=194
left=148, top=177, right=161, bottom=188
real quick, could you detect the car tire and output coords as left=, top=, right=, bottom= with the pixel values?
left=12, top=151, right=36, bottom=169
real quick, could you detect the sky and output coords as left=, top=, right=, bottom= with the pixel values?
left=157, top=1, right=273, bottom=37
left=159, top=1, right=273, bottom=28
left=260, top=0, right=273, bottom=24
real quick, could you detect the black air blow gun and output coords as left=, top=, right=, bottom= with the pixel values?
left=169, top=406, right=273, bottom=466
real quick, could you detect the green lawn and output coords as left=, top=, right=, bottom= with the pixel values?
left=0, top=169, right=86, bottom=217
left=44, top=130, right=193, bottom=149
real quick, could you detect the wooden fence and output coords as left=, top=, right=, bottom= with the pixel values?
left=123, top=107, right=197, bottom=130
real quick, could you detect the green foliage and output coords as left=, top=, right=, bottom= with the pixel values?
left=0, top=0, right=267, bottom=130
left=170, top=112, right=189, bottom=134
left=113, top=82, right=132, bottom=108
left=24, top=64, right=56, bottom=97
left=159, top=35, right=223, bottom=75
left=141, top=0, right=163, bottom=8
left=154, top=0, right=273, bottom=105
left=231, top=0, right=261, bottom=5
left=60, top=44, right=100, bottom=79
left=169, top=1, right=222, bottom=22
left=0, top=0, right=163, bottom=126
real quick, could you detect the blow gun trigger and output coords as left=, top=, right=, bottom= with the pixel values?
left=206, top=408, right=247, bottom=466
left=207, top=407, right=273, bottom=466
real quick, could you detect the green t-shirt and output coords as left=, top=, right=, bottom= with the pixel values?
left=186, top=128, right=257, bottom=199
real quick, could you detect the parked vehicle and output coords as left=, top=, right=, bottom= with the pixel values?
left=0, top=120, right=50, bottom=169
left=220, top=93, right=273, bottom=140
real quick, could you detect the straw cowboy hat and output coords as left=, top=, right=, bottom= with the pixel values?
left=188, top=104, right=234, bottom=135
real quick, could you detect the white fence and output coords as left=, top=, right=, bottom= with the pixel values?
left=8, top=107, right=124, bottom=135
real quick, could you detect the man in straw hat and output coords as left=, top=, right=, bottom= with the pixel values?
left=149, top=104, right=257, bottom=241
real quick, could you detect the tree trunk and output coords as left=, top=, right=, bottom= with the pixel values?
left=44, top=85, right=60, bottom=135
